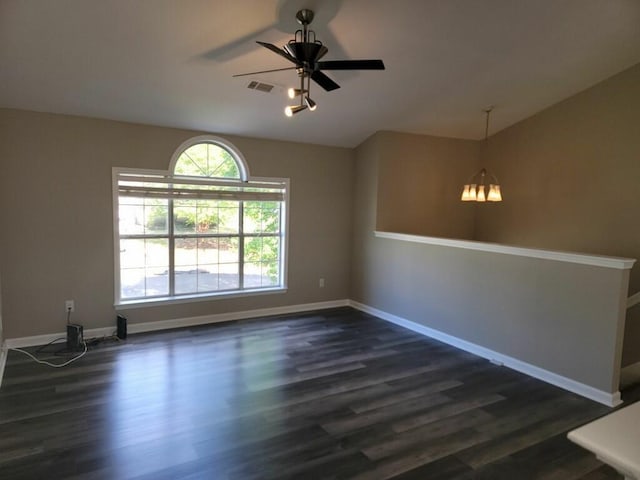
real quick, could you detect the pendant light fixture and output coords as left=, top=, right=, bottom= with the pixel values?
left=461, top=107, right=502, bottom=202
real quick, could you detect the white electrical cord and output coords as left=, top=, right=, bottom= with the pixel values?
left=10, top=341, right=87, bottom=368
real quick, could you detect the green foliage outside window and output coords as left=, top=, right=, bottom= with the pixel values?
left=145, top=199, right=281, bottom=280
left=174, top=143, right=240, bottom=179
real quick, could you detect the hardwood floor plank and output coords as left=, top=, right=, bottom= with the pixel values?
left=390, top=392, right=505, bottom=433
left=349, top=428, right=492, bottom=480
left=321, top=392, right=452, bottom=436
left=388, top=456, right=474, bottom=480
left=362, top=408, right=494, bottom=460
left=458, top=405, right=611, bottom=469
left=349, top=379, right=462, bottom=414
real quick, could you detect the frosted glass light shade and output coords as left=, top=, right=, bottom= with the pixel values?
left=469, top=184, right=477, bottom=201
left=461, top=184, right=471, bottom=201
left=487, top=184, right=499, bottom=201
left=494, top=185, right=502, bottom=201
left=477, top=185, right=486, bottom=202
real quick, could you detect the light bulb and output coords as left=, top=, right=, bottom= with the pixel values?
left=287, top=87, right=295, bottom=99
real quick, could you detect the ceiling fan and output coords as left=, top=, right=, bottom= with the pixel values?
left=233, top=8, right=385, bottom=116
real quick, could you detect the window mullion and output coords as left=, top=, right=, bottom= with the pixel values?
left=168, top=198, right=175, bottom=296
left=239, top=201, right=244, bottom=289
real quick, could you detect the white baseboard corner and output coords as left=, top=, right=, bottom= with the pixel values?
left=349, top=300, right=622, bottom=408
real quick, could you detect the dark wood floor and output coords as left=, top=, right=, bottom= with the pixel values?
left=1, top=307, right=637, bottom=479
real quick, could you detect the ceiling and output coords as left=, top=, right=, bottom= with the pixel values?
left=1, top=0, right=640, bottom=148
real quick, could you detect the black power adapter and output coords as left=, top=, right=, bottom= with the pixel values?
left=117, top=315, right=127, bottom=340
left=66, top=324, right=84, bottom=351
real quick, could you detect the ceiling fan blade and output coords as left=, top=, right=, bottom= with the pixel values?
left=317, top=59, right=385, bottom=70
left=256, top=41, right=300, bottom=65
left=311, top=71, right=340, bottom=91
left=233, top=67, right=297, bottom=77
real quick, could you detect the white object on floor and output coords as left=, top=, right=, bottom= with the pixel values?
left=568, top=401, right=640, bottom=480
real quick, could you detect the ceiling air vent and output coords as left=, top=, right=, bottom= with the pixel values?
left=247, top=80, right=275, bottom=93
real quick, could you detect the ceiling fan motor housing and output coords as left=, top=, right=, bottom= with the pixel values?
left=285, top=41, right=328, bottom=66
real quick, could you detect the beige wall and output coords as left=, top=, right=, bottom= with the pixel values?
left=625, top=309, right=640, bottom=365
left=0, top=109, right=354, bottom=338
left=477, top=63, right=640, bottom=289
left=370, top=63, right=640, bottom=367
left=476, top=62, right=640, bottom=365
left=376, top=131, right=479, bottom=240
left=351, top=134, right=381, bottom=304
left=352, top=135, right=630, bottom=396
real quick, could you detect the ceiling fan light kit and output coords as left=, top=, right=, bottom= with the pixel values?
left=233, top=9, right=385, bottom=117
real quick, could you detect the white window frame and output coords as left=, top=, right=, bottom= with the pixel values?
left=112, top=135, right=289, bottom=308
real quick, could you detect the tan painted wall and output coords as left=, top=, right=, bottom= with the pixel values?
left=375, top=131, right=479, bottom=240
left=352, top=134, right=629, bottom=395
left=476, top=63, right=640, bottom=287
left=369, top=63, right=640, bottom=367
left=0, top=109, right=354, bottom=338
left=351, top=134, right=381, bottom=304
left=476, top=62, right=640, bottom=365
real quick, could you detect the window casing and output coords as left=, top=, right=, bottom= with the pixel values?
left=113, top=136, right=288, bottom=306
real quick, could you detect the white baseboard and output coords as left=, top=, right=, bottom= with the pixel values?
left=127, top=299, right=349, bottom=334
left=4, top=327, right=114, bottom=349
left=3, top=299, right=350, bottom=349
left=349, top=300, right=622, bottom=407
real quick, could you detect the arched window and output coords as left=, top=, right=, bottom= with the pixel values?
left=113, top=136, right=288, bottom=305
left=170, top=136, right=247, bottom=180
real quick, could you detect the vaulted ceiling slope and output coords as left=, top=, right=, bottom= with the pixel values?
left=1, top=0, right=639, bottom=147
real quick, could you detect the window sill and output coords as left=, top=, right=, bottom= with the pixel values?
left=115, top=287, right=287, bottom=310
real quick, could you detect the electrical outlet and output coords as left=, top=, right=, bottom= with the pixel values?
left=65, top=300, right=75, bottom=312
left=319, top=278, right=325, bottom=288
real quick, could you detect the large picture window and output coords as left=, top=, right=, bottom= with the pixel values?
left=113, top=136, right=288, bottom=305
